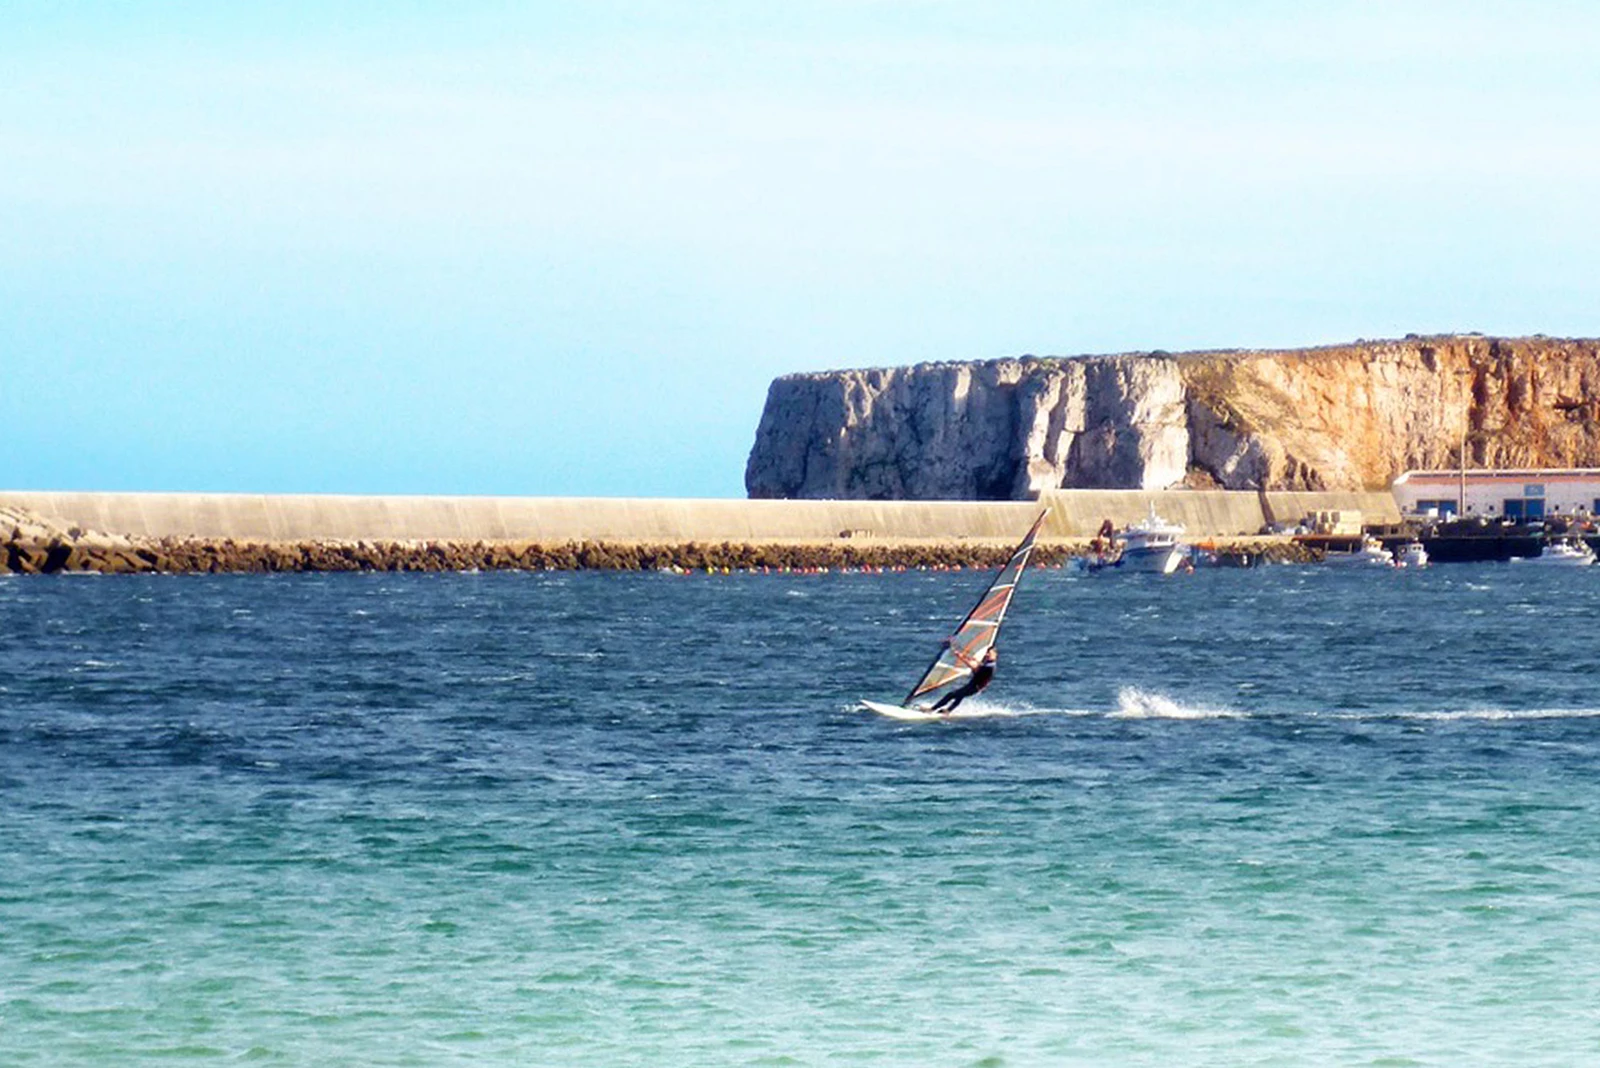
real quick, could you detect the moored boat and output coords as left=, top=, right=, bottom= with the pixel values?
left=1321, top=535, right=1394, bottom=568
left=1116, top=507, right=1190, bottom=574
left=1395, top=541, right=1429, bottom=568
left=1511, top=539, right=1596, bottom=566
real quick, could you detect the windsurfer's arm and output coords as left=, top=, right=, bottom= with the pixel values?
left=942, top=637, right=980, bottom=670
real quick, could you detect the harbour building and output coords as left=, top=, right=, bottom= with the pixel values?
left=1392, top=468, right=1600, bottom=521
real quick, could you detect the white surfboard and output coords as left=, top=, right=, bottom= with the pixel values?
left=861, top=699, right=946, bottom=721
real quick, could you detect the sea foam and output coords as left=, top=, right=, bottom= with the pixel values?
left=1111, top=686, right=1244, bottom=720
left=1398, top=706, right=1600, bottom=722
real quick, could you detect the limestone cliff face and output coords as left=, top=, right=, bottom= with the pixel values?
left=745, top=335, right=1600, bottom=498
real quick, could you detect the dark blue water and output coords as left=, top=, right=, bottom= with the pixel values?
left=5, top=566, right=1600, bottom=1065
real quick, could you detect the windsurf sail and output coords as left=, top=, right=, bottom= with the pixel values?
left=902, top=511, right=1048, bottom=708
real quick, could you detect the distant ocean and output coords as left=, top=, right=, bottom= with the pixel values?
left=5, top=564, right=1600, bottom=1066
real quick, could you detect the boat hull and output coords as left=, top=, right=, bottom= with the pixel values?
left=1119, top=546, right=1187, bottom=574
left=1322, top=552, right=1393, bottom=568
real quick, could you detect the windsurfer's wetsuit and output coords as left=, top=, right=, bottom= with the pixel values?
left=930, top=648, right=997, bottom=713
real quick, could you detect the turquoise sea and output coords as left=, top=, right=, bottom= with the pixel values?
left=5, top=564, right=1600, bottom=1066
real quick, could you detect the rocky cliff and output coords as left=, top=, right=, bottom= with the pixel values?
left=745, top=335, right=1600, bottom=498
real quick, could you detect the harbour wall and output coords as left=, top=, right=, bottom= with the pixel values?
left=1038, top=490, right=1399, bottom=537
left=2, top=489, right=1400, bottom=543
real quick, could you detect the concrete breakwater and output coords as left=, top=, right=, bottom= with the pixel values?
left=2, top=489, right=1399, bottom=542
left=0, top=490, right=1365, bottom=574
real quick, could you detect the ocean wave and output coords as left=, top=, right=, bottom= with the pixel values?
left=1111, top=687, right=1245, bottom=720
left=945, top=699, right=1096, bottom=720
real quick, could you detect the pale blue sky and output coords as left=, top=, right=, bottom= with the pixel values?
left=5, top=2, right=1600, bottom=497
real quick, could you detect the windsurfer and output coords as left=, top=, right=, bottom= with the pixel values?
left=929, top=644, right=997, bottom=714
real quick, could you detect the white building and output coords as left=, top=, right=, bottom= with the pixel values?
left=1391, top=468, right=1600, bottom=521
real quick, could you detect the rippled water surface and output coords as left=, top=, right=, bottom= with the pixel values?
left=5, top=565, right=1600, bottom=1065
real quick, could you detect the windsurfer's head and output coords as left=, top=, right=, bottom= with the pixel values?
left=983, top=647, right=997, bottom=663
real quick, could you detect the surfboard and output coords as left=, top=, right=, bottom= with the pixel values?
left=862, top=699, right=944, bottom=721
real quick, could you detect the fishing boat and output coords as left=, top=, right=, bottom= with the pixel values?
left=1321, top=536, right=1394, bottom=568
left=862, top=511, right=1046, bottom=719
left=1511, top=539, right=1596, bottom=566
left=1115, top=507, right=1189, bottom=574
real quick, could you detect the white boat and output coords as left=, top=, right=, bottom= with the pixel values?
left=1116, top=507, right=1190, bottom=574
left=1512, top=539, right=1596, bottom=566
left=1395, top=541, right=1429, bottom=568
left=1322, top=536, right=1394, bottom=568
